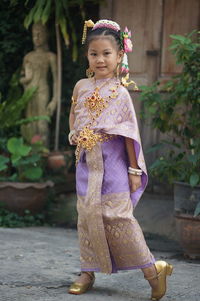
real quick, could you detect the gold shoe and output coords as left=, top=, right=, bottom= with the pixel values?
left=68, top=272, right=95, bottom=295
left=145, top=261, right=173, bottom=301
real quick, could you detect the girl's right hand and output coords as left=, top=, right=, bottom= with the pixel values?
left=69, top=131, right=79, bottom=145
left=128, top=173, right=142, bottom=192
left=71, top=133, right=78, bottom=145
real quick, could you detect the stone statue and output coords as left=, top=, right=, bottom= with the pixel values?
left=20, top=22, right=57, bottom=147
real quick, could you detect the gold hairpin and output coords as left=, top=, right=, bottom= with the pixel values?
left=82, top=19, right=95, bottom=44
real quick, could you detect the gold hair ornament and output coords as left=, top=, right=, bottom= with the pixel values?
left=82, top=20, right=95, bottom=44
left=121, top=74, right=138, bottom=90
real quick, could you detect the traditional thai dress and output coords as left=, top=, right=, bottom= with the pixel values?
left=73, top=77, right=155, bottom=274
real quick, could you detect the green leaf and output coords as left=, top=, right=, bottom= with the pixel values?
left=170, top=34, right=191, bottom=44
left=33, top=0, right=46, bottom=23
left=11, top=154, right=21, bottom=165
left=190, top=173, right=200, bottom=187
left=0, top=155, right=9, bottom=171
left=55, top=0, right=62, bottom=20
left=8, top=173, right=18, bottom=181
left=23, top=167, right=43, bottom=180
left=41, top=0, right=52, bottom=24
left=7, top=137, right=31, bottom=157
left=59, top=17, right=70, bottom=46
left=188, top=154, right=199, bottom=164
left=161, top=140, right=181, bottom=148
left=14, top=154, right=40, bottom=166
left=0, top=86, right=37, bottom=130
left=148, top=106, right=157, bottom=114
left=194, top=202, right=200, bottom=217
left=24, top=6, right=38, bottom=28
left=146, top=143, right=164, bottom=154
left=15, top=115, right=50, bottom=126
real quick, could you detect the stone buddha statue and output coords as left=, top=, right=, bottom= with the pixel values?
left=20, top=22, right=57, bottom=147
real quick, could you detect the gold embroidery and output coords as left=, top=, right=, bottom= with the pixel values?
left=82, top=143, right=112, bottom=274
left=85, top=89, right=108, bottom=115
left=77, top=191, right=154, bottom=271
left=78, top=127, right=102, bottom=151
left=75, top=80, right=120, bottom=164
left=75, top=127, right=113, bottom=164
left=84, top=84, right=119, bottom=118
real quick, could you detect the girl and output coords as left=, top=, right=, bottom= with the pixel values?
left=68, top=19, right=173, bottom=300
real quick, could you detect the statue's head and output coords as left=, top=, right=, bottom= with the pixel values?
left=32, top=22, right=49, bottom=50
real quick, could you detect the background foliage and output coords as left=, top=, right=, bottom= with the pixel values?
left=0, top=0, right=100, bottom=149
left=139, top=31, right=200, bottom=187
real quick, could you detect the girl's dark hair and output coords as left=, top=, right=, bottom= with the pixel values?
left=85, top=27, right=122, bottom=51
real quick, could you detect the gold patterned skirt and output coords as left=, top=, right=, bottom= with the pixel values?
left=76, top=139, right=155, bottom=274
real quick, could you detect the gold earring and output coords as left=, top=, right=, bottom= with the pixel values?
left=86, top=67, right=94, bottom=78
left=116, top=64, right=120, bottom=78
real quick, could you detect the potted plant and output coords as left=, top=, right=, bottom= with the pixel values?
left=139, top=30, right=200, bottom=258
left=0, top=136, right=53, bottom=216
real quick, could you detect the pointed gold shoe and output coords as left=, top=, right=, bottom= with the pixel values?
left=145, top=260, right=173, bottom=301
left=68, top=272, right=95, bottom=295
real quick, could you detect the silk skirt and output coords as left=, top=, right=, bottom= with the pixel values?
left=76, top=136, right=155, bottom=274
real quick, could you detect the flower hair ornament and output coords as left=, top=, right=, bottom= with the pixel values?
left=82, top=19, right=138, bottom=89
left=121, top=27, right=133, bottom=73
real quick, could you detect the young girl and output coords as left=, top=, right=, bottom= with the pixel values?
left=68, top=19, right=173, bottom=300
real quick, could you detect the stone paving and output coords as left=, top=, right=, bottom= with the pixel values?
left=0, top=226, right=199, bottom=301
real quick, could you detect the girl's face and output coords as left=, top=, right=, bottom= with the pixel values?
left=87, top=38, right=123, bottom=79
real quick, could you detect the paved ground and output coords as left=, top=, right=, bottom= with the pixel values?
left=0, top=193, right=199, bottom=301
left=0, top=226, right=199, bottom=301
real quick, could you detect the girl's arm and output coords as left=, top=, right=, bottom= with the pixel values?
left=69, top=103, right=75, bottom=131
left=68, top=83, right=79, bottom=145
left=68, top=79, right=87, bottom=144
left=125, top=137, right=142, bottom=192
left=125, top=137, right=139, bottom=168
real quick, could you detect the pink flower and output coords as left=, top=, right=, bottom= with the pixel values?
left=122, top=27, right=133, bottom=53
left=31, top=135, right=42, bottom=144
left=124, top=38, right=133, bottom=53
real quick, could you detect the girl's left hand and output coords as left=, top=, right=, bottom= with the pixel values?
left=128, top=174, right=142, bottom=192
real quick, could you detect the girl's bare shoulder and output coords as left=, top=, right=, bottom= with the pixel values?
left=74, top=78, right=91, bottom=90
left=72, top=78, right=90, bottom=98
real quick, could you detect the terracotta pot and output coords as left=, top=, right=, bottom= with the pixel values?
left=0, top=181, right=54, bottom=216
left=47, top=151, right=73, bottom=170
left=175, top=213, right=200, bottom=259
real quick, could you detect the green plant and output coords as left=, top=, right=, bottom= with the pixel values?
left=194, top=202, right=200, bottom=217
left=0, top=1, right=33, bottom=99
left=0, top=87, right=36, bottom=130
left=0, top=136, right=48, bottom=182
left=0, top=206, right=46, bottom=227
left=0, top=72, right=50, bottom=140
left=139, top=31, right=200, bottom=188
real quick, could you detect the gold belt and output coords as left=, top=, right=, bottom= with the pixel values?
left=75, top=127, right=113, bottom=164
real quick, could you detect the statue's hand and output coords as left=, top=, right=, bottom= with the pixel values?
left=47, top=100, right=57, bottom=116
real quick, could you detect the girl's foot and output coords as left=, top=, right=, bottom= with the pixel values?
left=68, top=271, right=95, bottom=295
left=143, top=261, right=173, bottom=300
left=143, top=264, right=159, bottom=291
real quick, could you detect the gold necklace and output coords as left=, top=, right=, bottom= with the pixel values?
left=84, top=77, right=120, bottom=119
left=75, top=77, right=120, bottom=164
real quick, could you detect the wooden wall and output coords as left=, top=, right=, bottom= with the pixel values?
left=100, top=0, right=200, bottom=169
